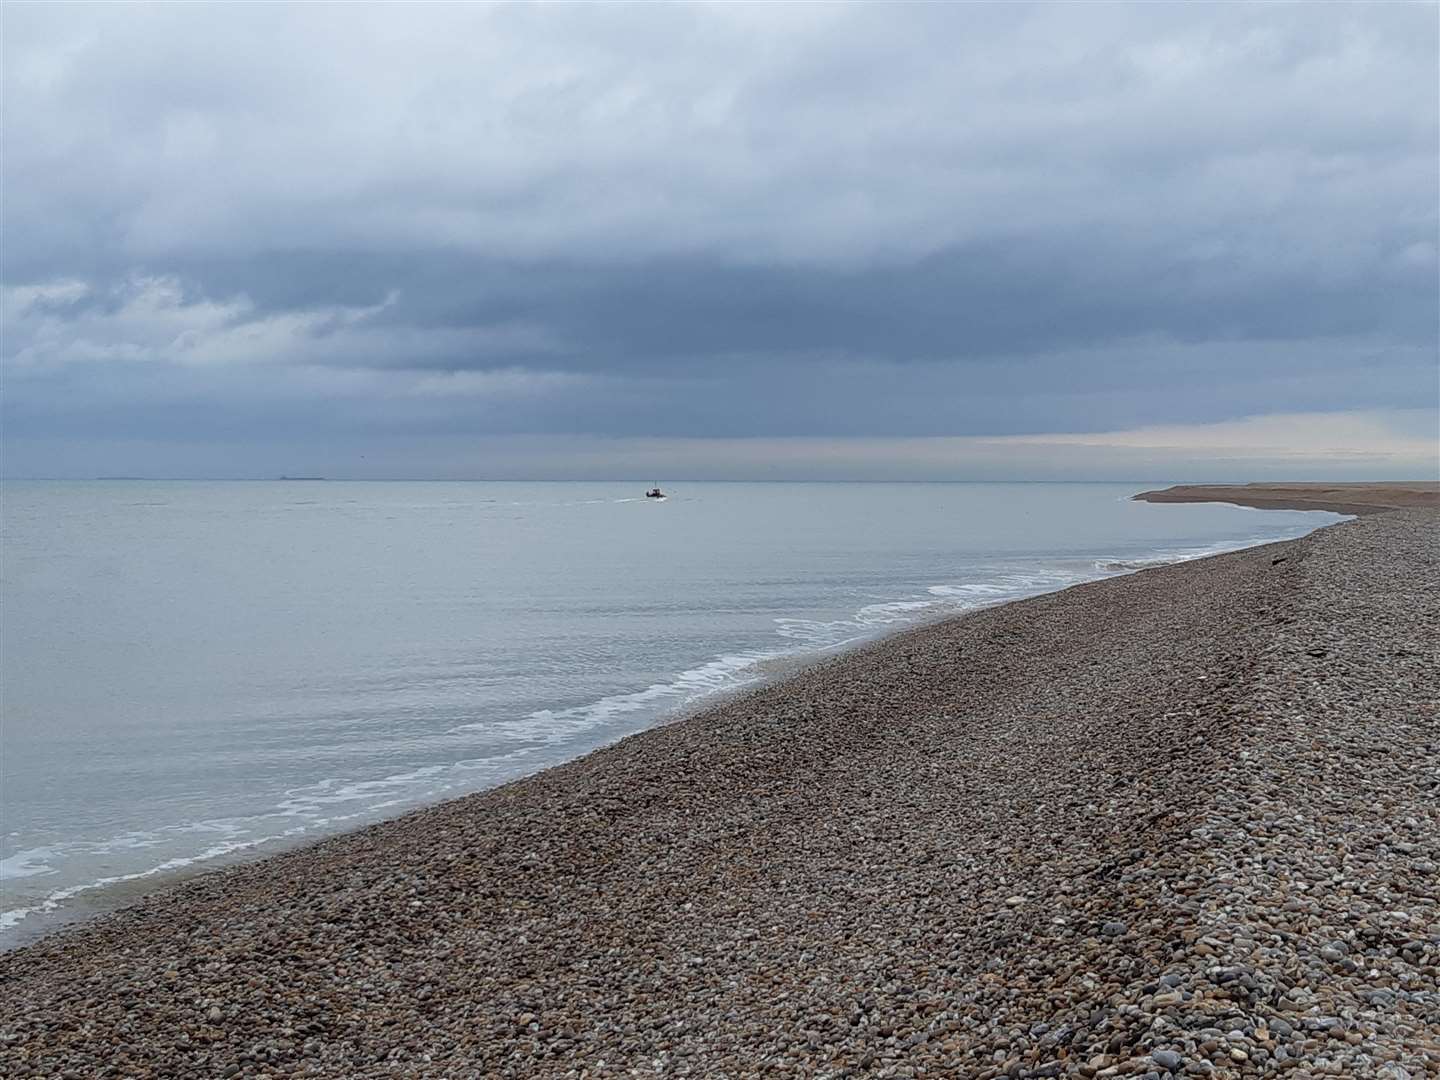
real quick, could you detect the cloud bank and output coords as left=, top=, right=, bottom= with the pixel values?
left=3, top=2, right=1436, bottom=478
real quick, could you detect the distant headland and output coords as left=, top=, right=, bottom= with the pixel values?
left=1133, top=481, right=1439, bottom=516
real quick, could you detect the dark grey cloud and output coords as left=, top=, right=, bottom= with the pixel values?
left=2, top=1, right=1436, bottom=477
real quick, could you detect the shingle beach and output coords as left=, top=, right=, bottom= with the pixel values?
left=2, top=494, right=1437, bottom=1079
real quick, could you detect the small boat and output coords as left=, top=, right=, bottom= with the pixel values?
left=645, top=486, right=667, bottom=500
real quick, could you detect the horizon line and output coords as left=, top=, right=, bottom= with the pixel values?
left=4, top=476, right=1429, bottom=485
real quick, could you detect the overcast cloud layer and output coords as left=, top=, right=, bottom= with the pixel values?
left=3, top=2, right=1436, bottom=479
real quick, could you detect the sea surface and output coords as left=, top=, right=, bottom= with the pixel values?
left=0, top=481, right=1343, bottom=944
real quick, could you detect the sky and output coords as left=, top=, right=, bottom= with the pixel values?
left=2, top=2, right=1437, bottom=480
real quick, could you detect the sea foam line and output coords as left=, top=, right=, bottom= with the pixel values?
left=0, top=527, right=1314, bottom=940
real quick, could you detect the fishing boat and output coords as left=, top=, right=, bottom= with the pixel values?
left=645, top=486, right=667, bottom=500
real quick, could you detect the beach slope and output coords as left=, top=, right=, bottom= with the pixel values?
left=2, top=509, right=1436, bottom=1078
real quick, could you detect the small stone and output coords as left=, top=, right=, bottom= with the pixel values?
left=1151, top=1049, right=1183, bottom=1071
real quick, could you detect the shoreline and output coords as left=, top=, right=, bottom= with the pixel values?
left=3, top=504, right=1436, bottom=1077
left=0, top=510, right=1331, bottom=950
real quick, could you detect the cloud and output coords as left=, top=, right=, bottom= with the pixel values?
left=1003, top=410, right=1439, bottom=465
left=4, top=3, right=1434, bottom=270
left=1, top=3, right=1435, bottom=477
left=404, top=369, right=590, bottom=399
left=6, top=411, right=1431, bottom=483
left=581, top=410, right=1437, bottom=478
left=2, top=275, right=560, bottom=372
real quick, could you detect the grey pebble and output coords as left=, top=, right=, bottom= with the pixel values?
left=0, top=508, right=1434, bottom=1080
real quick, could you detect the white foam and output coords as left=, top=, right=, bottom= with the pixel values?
left=1091, top=533, right=1297, bottom=573
left=0, top=849, right=59, bottom=880
left=455, top=651, right=775, bottom=744
left=273, top=764, right=451, bottom=816
left=0, top=836, right=275, bottom=932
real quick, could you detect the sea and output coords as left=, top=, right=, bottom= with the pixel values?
left=0, top=480, right=1344, bottom=945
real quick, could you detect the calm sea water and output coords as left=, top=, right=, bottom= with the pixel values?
left=0, top=481, right=1341, bottom=943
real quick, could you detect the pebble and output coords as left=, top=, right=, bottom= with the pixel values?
left=0, top=509, right=1434, bottom=1079
left=1151, top=1049, right=1183, bottom=1071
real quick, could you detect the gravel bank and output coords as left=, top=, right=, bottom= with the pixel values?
left=1133, top=483, right=1439, bottom=516
left=2, top=510, right=1436, bottom=1079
